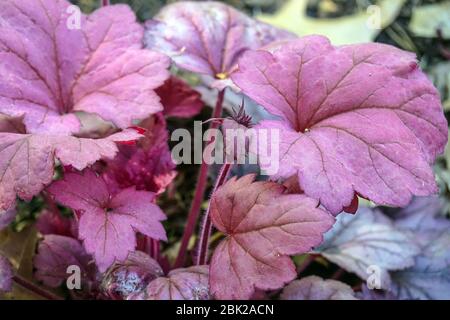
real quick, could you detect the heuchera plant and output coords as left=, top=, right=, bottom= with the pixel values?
left=0, top=0, right=448, bottom=301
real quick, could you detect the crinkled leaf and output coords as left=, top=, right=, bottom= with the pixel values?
left=0, top=0, right=170, bottom=134
left=47, top=170, right=167, bottom=272
left=280, top=276, right=358, bottom=300
left=156, top=76, right=203, bottom=118
left=145, top=1, right=293, bottom=79
left=0, top=129, right=142, bottom=210
left=34, top=235, right=91, bottom=288
left=0, top=254, right=13, bottom=293
left=209, top=175, right=334, bottom=300
left=131, top=265, right=209, bottom=300
left=103, top=114, right=176, bottom=195
left=232, top=36, right=447, bottom=214
left=317, top=207, right=420, bottom=289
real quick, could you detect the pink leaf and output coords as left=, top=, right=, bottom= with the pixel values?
left=209, top=175, right=334, bottom=300
left=0, top=129, right=142, bottom=210
left=47, top=170, right=167, bottom=272
left=131, top=265, right=209, bottom=300
left=232, top=36, right=448, bottom=214
left=34, top=235, right=92, bottom=288
left=156, top=76, right=204, bottom=118
left=144, top=1, right=293, bottom=79
left=0, top=0, right=170, bottom=134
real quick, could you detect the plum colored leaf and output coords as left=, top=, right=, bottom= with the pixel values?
left=232, top=36, right=447, bottom=214
left=36, top=209, right=75, bottom=238
left=0, top=205, right=16, bottom=230
left=0, top=254, right=13, bottom=293
left=131, top=265, right=209, bottom=300
left=209, top=175, right=335, bottom=300
left=0, top=129, right=142, bottom=210
left=103, top=114, right=176, bottom=195
left=280, top=276, right=358, bottom=300
left=389, top=198, right=450, bottom=299
left=47, top=170, right=167, bottom=272
left=156, top=76, right=203, bottom=118
left=101, top=251, right=163, bottom=300
left=33, top=235, right=92, bottom=288
left=0, top=0, right=170, bottom=134
left=144, top=1, right=294, bottom=79
left=317, top=207, right=421, bottom=289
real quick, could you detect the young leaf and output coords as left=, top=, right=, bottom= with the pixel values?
left=0, top=0, right=170, bottom=134
left=144, top=1, right=293, bottom=79
left=131, top=265, right=209, bottom=300
left=34, top=235, right=92, bottom=288
left=280, top=276, right=358, bottom=300
left=317, top=207, right=421, bottom=289
left=156, top=76, right=204, bottom=118
left=47, top=170, right=167, bottom=272
left=0, top=254, right=13, bottom=293
left=0, top=129, right=142, bottom=210
left=232, top=36, right=447, bottom=214
left=209, top=175, right=335, bottom=300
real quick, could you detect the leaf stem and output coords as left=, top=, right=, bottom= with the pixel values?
left=13, top=275, right=62, bottom=300
left=101, top=0, right=110, bottom=6
left=174, top=89, right=226, bottom=268
left=331, top=268, right=345, bottom=280
left=196, top=162, right=233, bottom=266
left=296, top=254, right=316, bottom=275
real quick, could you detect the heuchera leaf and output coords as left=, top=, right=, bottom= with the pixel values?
left=0, top=254, right=13, bottom=293
left=209, top=175, right=335, bottom=300
left=131, top=265, right=209, bottom=300
left=0, top=0, right=170, bottom=134
left=144, top=1, right=294, bottom=79
left=156, top=76, right=204, bottom=118
left=103, top=114, right=176, bottom=195
left=280, top=276, right=358, bottom=300
left=0, top=128, right=142, bottom=210
left=0, top=205, right=16, bottom=230
left=35, top=209, right=75, bottom=238
left=33, top=235, right=92, bottom=288
left=101, top=251, right=163, bottom=300
left=47, top=170, right=167, bottom=272
left=317, top=207, right=421, bottom=289
left=232, top=36, right=448, bottom=214
left=390, top=197, right=450, bottom=299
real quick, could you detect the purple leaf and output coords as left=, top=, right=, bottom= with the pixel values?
left=130, top=265, right=209, bottom=300
left=317, top=207, right=421, bottom=290
left=0, top=205, right=16, bottom=230
left=209, top=175, right=334, bottom=300
left=0, top=0, right=170, bottom=134
left=0, top=254, right=13, bottom=293
left=47, top=170, right=167, bottom=272
left=156, top=76, right=204, bottom=118
left=101, top=251, right=163, bottom=300
left=33, top=235, right=92, bottom=288
left=0, top=129, right=142, bottom=210
left=232, top=36, right=447, bottom=214
left=280, top=276, right=358, bottom=300
left=144, top=1, right=294, bottom=79
left=36, top=209, right=76, bottom=237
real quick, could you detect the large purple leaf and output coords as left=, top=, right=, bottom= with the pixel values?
left=280, top=276, right=358, bottom=300
left=0, top=254, right=13, bottom=293
left=232, top=36, right=447, bottom=214
left=144, top=1, right=293, bottom=79
left=130, top=265, right=209, bottom=300
left=209, top=175, right=334, bottom=300
left=47, top=170, right=167, bottom=272
left=33, top=235, right=92, bottom=288
left=0, top=0, right=170, bottom=134
left=0, top=129, right=142, bottom=210
left=317, top=207, right=421, bottom=290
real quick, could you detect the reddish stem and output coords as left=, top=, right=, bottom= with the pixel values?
left=297, top=255, right=316, bottom=275
left=331, top=268, right=345, bottom=280
left=174, top=89, right=226, bottom=268
left=13, top=275, right=62, bottom=300
left=196, top=163, right=233, bottom=266
left=101, top=0, right=110, bottom=6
